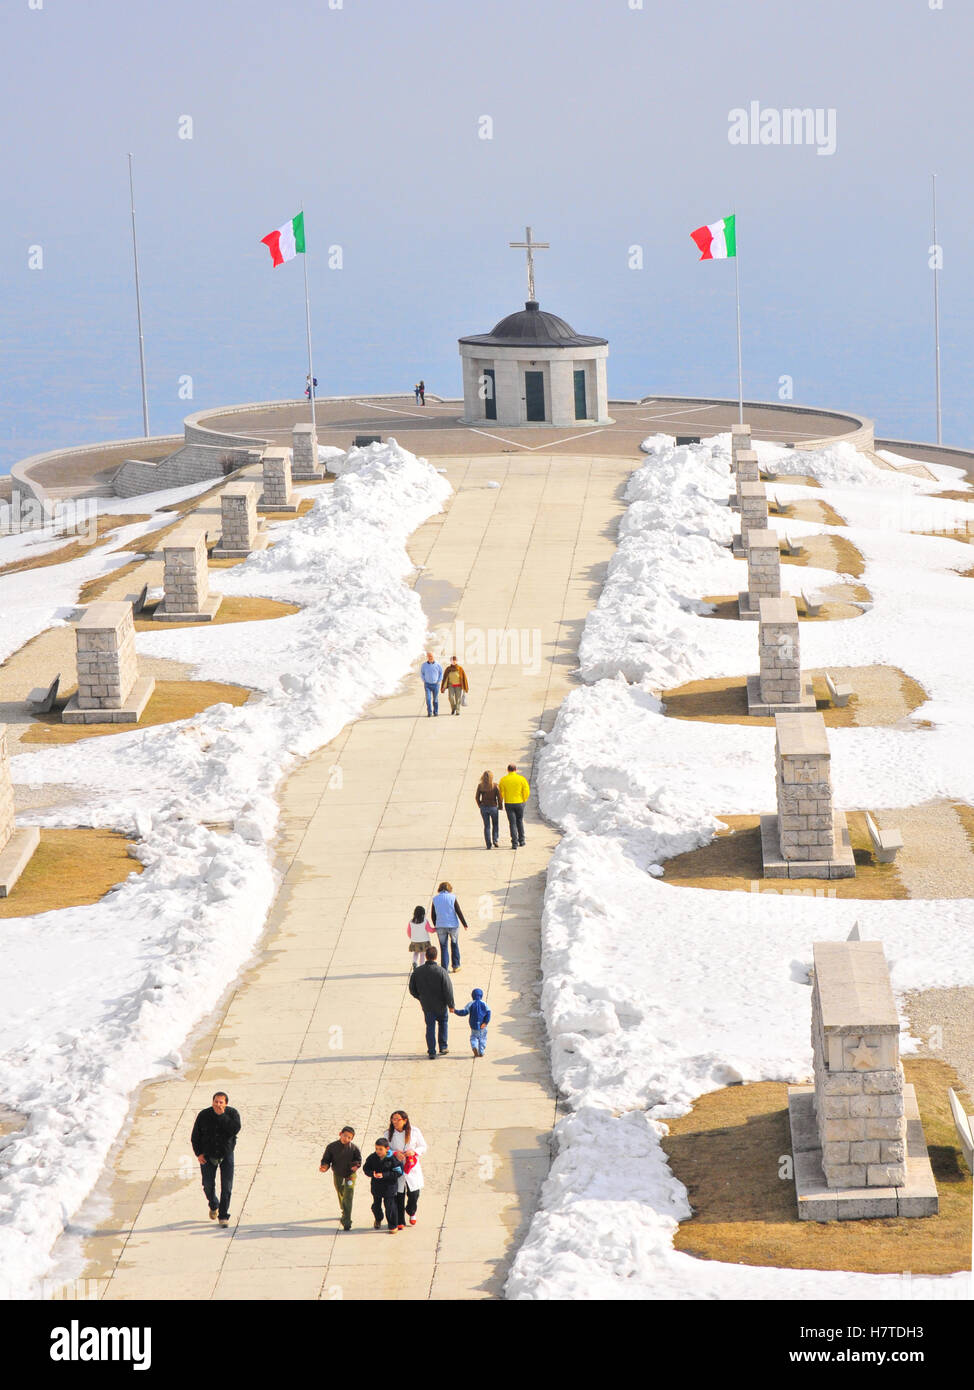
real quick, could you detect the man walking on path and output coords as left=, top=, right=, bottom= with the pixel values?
left=499, top=763, right=531, bottom=848
left=408, top=945, right=455, bottom=1057
left=420, top=651, right=443, bottom=717
left=430, top=880, right=469, bottom=972
left=319, top=1125, right=362, bottom=1231
left=441, top=655, right=469, bottom=715
left=191, top=1091, right=241, bottom=1227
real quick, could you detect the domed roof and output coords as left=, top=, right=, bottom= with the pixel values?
left=459, top=301, right=607, bottom=350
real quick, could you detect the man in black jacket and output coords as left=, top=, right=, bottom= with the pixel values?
left=190, top=1092, right=241, bottom=1227
left=407, top=945, right=455, bottom=1058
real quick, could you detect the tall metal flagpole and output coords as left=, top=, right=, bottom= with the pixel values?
left=734, top=211, right=743, bottom=425
left=127, top=153, right=150, bottom=437
left=932, top=174, right=943, bottom=446
left=301, top=205, right=316, bottom=433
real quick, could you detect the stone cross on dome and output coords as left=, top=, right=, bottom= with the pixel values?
left=509, top=225, right=550, bottom=303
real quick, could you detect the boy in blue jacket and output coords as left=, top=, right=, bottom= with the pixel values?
left=363, top=1137, right=404, bottom=1232
left=454, top=987, right=491, bottom=1057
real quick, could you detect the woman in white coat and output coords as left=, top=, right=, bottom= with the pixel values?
left=387, top=1109, right=426, bottom=1228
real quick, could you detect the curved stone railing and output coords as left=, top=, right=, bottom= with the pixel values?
left=11, top=434, right=182, bottom=504
left=635, top=393, right=874, bottom=451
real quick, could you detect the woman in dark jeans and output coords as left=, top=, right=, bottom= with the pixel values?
left=475, top=770, right=503, bottom=849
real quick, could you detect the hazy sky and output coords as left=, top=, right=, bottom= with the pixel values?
left=1, top=0, right=970, bottom=470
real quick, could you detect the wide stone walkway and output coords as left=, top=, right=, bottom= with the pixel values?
left=79, top=451, right=636, bottom=1300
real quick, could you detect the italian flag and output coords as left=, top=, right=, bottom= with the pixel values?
left=690, top=214, right=736, bottom=260
left=261, top=211, right=305, bottom=267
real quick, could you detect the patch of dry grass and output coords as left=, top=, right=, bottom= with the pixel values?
left=661, top=1060, right=971, bottom=1274
left=662, top=812, right=908, bottom=899
left=0, top=515, right=151, bottom=578
left=661, top=667, right=928, bottom=731
left=787, top=498, right=847, bottom=528
left=135, top=594, right=299, bottom=631
left=954, top=803, right=974, bottom=853
left=0, top=828, right=142, bottom=918
left=259, top=498, right=316, bottom=521
left=20, top=679, right=251, bottom=745
left=700, top=595, right=866, bottom=623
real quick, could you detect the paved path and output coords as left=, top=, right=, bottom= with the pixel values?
left=78, top=451, right=636, bottom=1300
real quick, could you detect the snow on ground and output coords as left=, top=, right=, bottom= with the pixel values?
left=507, top=434, right=974, bottom=1301
left=0, top=440, right=451, bottom=1298
left=0, top=478, right=221, bottom=667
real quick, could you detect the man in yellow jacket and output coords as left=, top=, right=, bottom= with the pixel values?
left=498, top=763, right=530, bottom=848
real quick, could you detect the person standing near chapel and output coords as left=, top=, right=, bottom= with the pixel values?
left=191, top=1091, right=241, bottom=1227
left=441, top=654, right=469, bottom=715
left=420, top=651, right=443, bottom=717
left=475, top=770, right=503, bottom=849
left=498, top=763, right=530, bottom=848
left=319, top=1125, right=362, bottom=1231
left=418, top=379, right=426, bottom=405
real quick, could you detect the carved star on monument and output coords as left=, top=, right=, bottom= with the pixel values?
left=847, top=1038, right=877, bottom=1070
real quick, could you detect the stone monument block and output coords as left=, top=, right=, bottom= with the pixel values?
left=290, top=424, right=323, bottom=479
left=788, top=941, right=939, bottom=1219
left=730, top=424, right=752, bottom=472
left=154, top=528, right=222, bottom=622
left=62, top=602, right=155, bottom=724
left=746, top=596, right=816, bottom=715
left=739, top=529, right=782, bottom=619
left=760, top=712, right=855, bottom=878
left=258, top=447, right=298, bottom=513
left=0, top=723, right=40, bottom=896
left=212, top=481, right=269, bottom=559
left=732, top=481, right=769, bottom=553
left=733, top=449, right=760, bottom=503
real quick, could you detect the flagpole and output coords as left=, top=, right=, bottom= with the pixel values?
left=301, top=205, right=316, bottom=433
left=734, top=211, right=743, bottom=425
left=127, top=153, right=150, bottom=438
left=932, top=173, right=943, bottom=446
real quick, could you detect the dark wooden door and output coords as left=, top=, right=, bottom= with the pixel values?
left=482, top=368, right=496, bottom=420
left=574, top=369, right=587, bottom=420
left=525, top=370, right=545, bottom=422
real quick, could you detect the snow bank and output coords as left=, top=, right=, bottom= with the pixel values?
left=508, top=433, right=974, bottom=1301
left=0, top=439, right=451, bottom=1298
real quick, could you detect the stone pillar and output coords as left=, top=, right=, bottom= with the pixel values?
left=493, top=359, right=521, bottom=426
left=0, top=726, right=15, bottom=856
left=730, top=424, right=751, bottom=471
left=258, top=447, right=298, bottom=512
left=811, top=942, right=907, bottom=1188
left=155, top=528, right=221, bottom=621
left=0, top=724, right=40, bottom=896
left=734, top=481, right=769, bottom=552
left=739, top=528, right=781, bottom=618
left=212, top=481, right=267, bottom=559
left=774, top=712, right=837, bottom=864
left=290, top=424, right=322, bottom=479
left=548, top=358, right=575, bottom=426
left=63, top=602, right=155, bottom=723
left=733, top=449, right=760, bottom=506
left=758, top=597, right=801, bottom=702
left=788, top=941, right=939, bottom=1219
